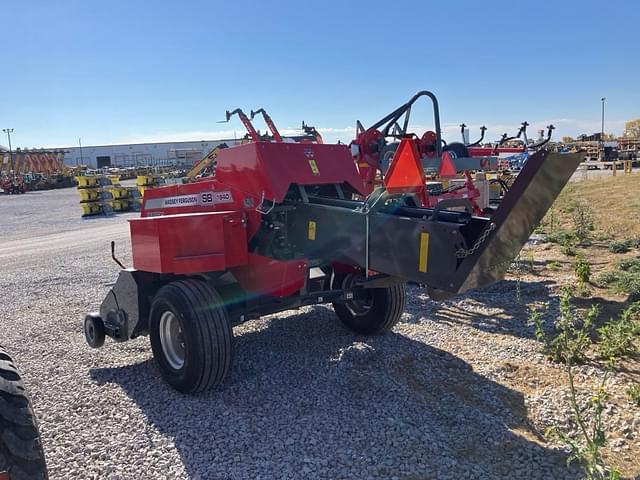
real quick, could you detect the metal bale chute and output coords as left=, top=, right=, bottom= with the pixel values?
left=455, top=149, right=583, bottom=294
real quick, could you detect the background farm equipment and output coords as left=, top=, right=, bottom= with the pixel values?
left=351, top=93, right=556, bottom=215
left=185, top=111, right=323, bottom=182
left=84, top=93, right=582, bottom=393
left=1, top=149, right=76, bottom=193
left=0, top=176, right=25, bottom=194
left=76, top=174, right=141, bottom=216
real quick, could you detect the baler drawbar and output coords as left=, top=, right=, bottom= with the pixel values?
left=84, top=93, right=582, bottom=393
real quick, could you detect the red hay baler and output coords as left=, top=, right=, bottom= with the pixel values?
left=84, top=94, right=582, bottom=393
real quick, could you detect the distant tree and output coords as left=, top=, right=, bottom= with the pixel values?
left=562, top=136, right=575, bottom=143
left=624, top=118, right=640, bottom=138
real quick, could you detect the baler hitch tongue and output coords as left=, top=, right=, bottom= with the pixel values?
left=436, top=150, right=583, bottom=297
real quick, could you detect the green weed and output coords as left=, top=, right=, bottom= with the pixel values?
left=626, top=384, right=640, bottom=407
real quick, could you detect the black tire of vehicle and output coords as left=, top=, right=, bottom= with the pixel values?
left=444, top=141, right=470, bottom=158
left=0, top=346, right=48, bottom=480
left=149, top=280, right=233, bottom=393
left=84, top=313, right=105, bottom=348
left=332, top=274, right=406, bottom=335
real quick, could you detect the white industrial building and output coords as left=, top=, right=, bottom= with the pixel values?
left=61, top=139, right=236, bottom=169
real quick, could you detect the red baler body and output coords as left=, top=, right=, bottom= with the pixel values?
left=131, top=140, right=364, bottom=296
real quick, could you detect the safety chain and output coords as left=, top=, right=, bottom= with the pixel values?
left=455, top=222, right=496, bottom=259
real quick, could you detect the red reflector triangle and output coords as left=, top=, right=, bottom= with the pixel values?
left=384, top=138, right=425, bottom=192
left=439, top=151, right=458, bottom=178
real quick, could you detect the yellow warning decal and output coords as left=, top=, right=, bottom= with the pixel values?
left=308, top=159, right=320, bottom=176
left=308, top=220, right=317, bottom=240
left=418, top=232, right=429, bottom=272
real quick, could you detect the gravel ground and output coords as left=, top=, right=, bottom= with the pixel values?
left=1, top=187, right=637, bottom=479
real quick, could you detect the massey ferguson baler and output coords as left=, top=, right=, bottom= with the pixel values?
left=84, top=92, right=582, bottom=393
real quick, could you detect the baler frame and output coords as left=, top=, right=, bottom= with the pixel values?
left=84, top=93, right=582, bottom=394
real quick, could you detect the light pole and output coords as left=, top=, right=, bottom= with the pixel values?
left=601, top=97, right=606, bottom=141
left=78, top=137, right=83, bottom=166
left=2, top=128, right=14, bottom=174
left=599, top=97, right=606, bottom=161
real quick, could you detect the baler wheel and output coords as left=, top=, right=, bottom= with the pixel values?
left=149, top=280, right=233, bottom=393
left=332, top=274, right=406, bottom=335
left=0, top=346, right=48, bottom=480
left=84, top=313, right=105, bottom=348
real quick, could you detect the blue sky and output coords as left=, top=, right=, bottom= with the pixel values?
left=1, top=0, right=638, bottom=148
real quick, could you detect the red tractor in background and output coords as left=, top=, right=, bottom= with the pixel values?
left=84, top=91, right=581, bottom=394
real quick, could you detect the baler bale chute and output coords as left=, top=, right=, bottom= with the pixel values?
left=84, top=92, right=582, bottom=393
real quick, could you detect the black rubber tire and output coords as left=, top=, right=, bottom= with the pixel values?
left=332, top=274, right=406, bottom=335
left=444, top=142, right=470, bottom=158
left=379, top=142, right=399, bottom=174
left=0, top=346, right=48, bottom=480
left=149, top=280, right=233, bottom=393
left=84, top=313, right=105, bottom=348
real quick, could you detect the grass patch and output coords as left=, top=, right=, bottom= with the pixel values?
left=547, top=260, right=561, bottom=270
left=544, top=229, right=576, bottom=245
left=546, top=175, right=640, bottom=240
left=596, top=258, right=640, bottom=300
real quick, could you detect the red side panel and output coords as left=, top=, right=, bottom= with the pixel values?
left=215, top=142, right=365, bottom=202
left=129, top=211, right=248, bottom=274
left=231, top=253, right=306, bottom=298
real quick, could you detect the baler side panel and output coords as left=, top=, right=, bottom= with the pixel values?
left=214, top=143, right=276, bottom=201
left=129, top=211, right=248, bottom=274
left=231, top=253, right=306, bottom=298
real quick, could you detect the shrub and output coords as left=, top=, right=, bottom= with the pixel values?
left=597, top=304, right=640, bottom=361
left=545, top=230, right=576, bottom=245
left=595, top=271, right=618, bottom=287
left=561, top=238, right=577, bottom=257
left=571, top=200, right=594, bottom=245
left=608, top=241, right=631, bottom=254
left=532, top=289, right=626, bottom=480
left=618, top=258, right=640, bottom=273
left=595, top=265, right=640, bottom=301
left=627, top=384, right=640, bottom=407
left=575, top=256, right=591, bottom=284
left=532, top=287, right=597, bottom=364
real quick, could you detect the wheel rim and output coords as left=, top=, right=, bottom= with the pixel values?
left=340, top=274, right=373, bottom=316
left=159, top=311, right=185, bottom=370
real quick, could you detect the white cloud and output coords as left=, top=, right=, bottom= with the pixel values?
left=110, top=118, right=625, bottom=147
left=117, top=126, right=356, bottom=145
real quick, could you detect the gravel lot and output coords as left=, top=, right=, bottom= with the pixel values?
left=1, top=187, right=637, bottom=479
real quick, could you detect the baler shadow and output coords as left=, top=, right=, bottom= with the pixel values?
left=90, top=306, right=578, bottom=479
left=403, top=280, right=558, bottom=340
